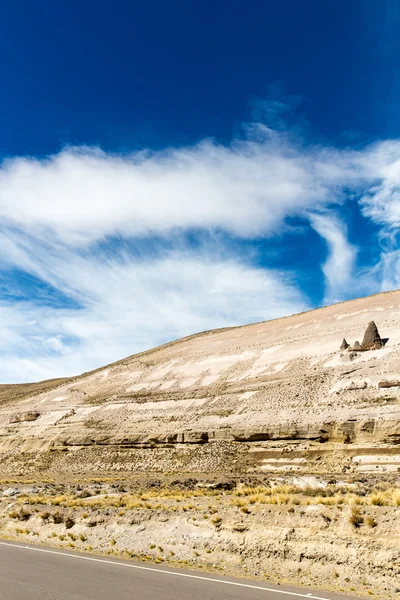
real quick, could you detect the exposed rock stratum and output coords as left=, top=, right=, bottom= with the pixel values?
left=361, top=320, right=383, bottom=350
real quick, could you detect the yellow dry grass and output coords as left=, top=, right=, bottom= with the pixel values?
left=14, top=485, right=400, bottom=515
left=231, top=486, right=400, bottom=508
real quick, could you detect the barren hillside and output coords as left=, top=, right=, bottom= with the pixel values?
left=1, top=290, right=400, bottom=599
left=1, top=290, right=400, bottom=477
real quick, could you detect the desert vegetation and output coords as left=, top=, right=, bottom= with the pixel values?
left=11, top=481, right=400, bottom=512
left=1, top=475, right=399, bottom=598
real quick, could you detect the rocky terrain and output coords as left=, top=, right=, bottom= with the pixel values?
left=0, top=475, right=399, bottom=598
left=0, top=290, right=399, bottom=597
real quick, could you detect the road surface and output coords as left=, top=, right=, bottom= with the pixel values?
left=0, top=540, right=361, bottom=600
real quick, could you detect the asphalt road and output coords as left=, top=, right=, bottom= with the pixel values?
left=0, top=540, right=360, bottom=600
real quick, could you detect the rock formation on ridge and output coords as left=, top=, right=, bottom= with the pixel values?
left=361, top=320, right=382, bottom=350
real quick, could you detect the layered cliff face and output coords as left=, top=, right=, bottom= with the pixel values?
left=1, top=290, right=400, bottom=477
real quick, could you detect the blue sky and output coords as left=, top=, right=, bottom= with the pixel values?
left=1, top=0, right=400, bottom=382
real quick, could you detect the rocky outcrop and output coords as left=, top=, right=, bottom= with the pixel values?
left=9, top=411, right=39, bottom=424
left=378, top=381, right=400, bottom=389
left=1, top=418, right=394, bottom=452
left=343, top=321, right=384, bottom=352
left=361, top=321, right=382, bottom=350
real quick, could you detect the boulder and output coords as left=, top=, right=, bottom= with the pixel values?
left=340, top=338, right=350, bottom=351
left=352, top=341, right=361, bottom=350
left=9, top=411, right=40, bottom=424
left=378, top=381, right=400, bottom=389
left=2, top=488, right=19, bottom=497
left=361, top=321, right=382, bottom=350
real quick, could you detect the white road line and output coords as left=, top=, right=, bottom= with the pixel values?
left=0, top=541, right=332, bottom=599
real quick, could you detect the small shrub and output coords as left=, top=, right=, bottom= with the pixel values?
left=365, top=516, right=377, bottom=528
left=349, top=507, right=363, bottom=528
left=17, top=508, right=31, bottom=521
left=79, top=489, right=92, bottom=499
left=53, top=512, right=64, bottom=524
left=65, top=516, right=75, bottom=529
left=52, top=496, right=65, bottom=506
left=369, top=493, right=385, bottom=506
left=231, top=498, right=248, bottom=508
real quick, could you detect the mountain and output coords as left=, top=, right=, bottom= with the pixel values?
left=1, top=289, right=399, bottom=478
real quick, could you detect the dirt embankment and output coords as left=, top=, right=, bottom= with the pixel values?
left=0, top=475, right=399, bottom=599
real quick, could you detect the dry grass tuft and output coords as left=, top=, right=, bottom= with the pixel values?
left=349, top=507, right=363, bottom=528
left=365, top=516, right=377, bottom=528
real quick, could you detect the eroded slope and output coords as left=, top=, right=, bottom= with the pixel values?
left=1, top=290, right=400, bottom=476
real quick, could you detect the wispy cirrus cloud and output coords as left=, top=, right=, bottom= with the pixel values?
left=0, top=241, right=308, bottom=383
left=359, top=140, right=400, bottom=228
left=309, top=212, right=357, bottom=304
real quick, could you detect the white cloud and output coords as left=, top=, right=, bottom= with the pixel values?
left=309, top=212, right=356, bottom=303
left=2, top=127, right=400, bottom=382
left=359, top=140, right=400, bottom=228
left=1, top=129, right=397, bottom=246
left=0, top=246, right=308, bottom=383
left=0, top=130, right=356, bottom=245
